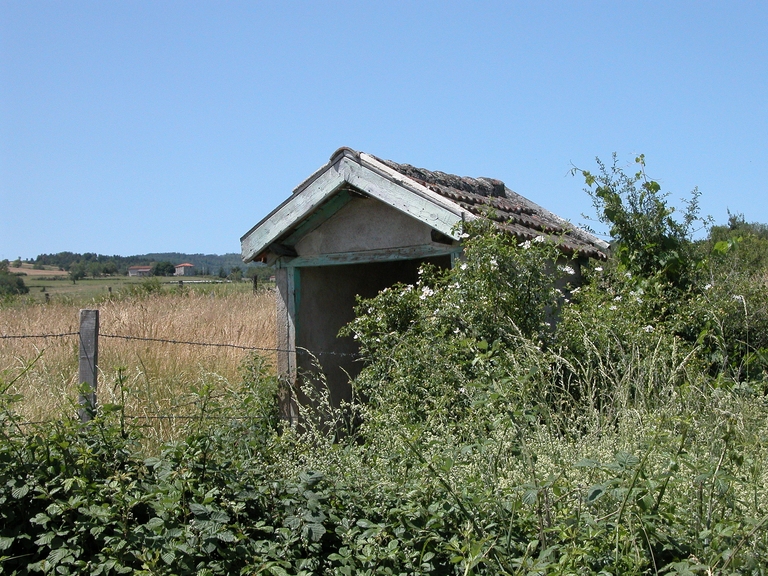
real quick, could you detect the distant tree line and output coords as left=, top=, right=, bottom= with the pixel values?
left=30, top=252, right=273, bottom=282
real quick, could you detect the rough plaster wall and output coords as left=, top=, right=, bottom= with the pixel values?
left=295, top=198, right=435, bottom=257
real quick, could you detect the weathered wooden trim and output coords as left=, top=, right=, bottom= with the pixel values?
left=268, top=243, right=298, bottom=258
left=286, top=244, right=462, bottom=267
left=283, top=188, right=354, bottom=245
left=241, top=163, right=347, bottom=262
left=340, top=159, right=468, bottom=239
left=275, top=267, right=298, bottom=425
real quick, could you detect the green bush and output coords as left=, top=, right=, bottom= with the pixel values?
left=0, top=272, right=28, bottom=297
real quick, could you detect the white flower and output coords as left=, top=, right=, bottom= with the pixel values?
left=704, top=283, right=712, bottom=290
left=643, top=325, right=654, bottom=333
left=460, top=263, right=468, bottom=270
left=520, top=240, right=532, bottom=249
left=614, top=295, right=622, bottom=301
left=419, top=286, right=434, bottom=300
left=533, top=235, right=546, bottom=243
left=460, top=232, right=470, bottom=239
left=559, top=265, right=575, bottom=275
left=570, top=287, right=581, bottom=294
left=453, top=327, right=460, bottom=334
left=489, top=258, right=498, bottom=269
left=609, top=305, right=617, bottom=311
left=595, top=266, right=603, bottom=272
left=625, top=272, right=632, bottom=278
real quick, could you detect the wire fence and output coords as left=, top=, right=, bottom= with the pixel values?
left=1, top=329, right=359, bottom=357
left=2, top=311, right=361, bottom=428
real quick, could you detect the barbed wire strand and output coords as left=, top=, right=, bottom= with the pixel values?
left=14, top=413, right=268, bottom=427
left=98, top=332, right=360, bottom=357
left=0, top=330, right=359, bottom=357
left=0, top=331, right=78, bottom=339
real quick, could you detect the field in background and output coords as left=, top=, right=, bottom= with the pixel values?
left=0, top=282, right=276, bottom=444
left=8, top=263, right=268, bottom=303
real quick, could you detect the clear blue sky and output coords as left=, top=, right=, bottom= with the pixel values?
left=2, top=1, right=767, bottom=260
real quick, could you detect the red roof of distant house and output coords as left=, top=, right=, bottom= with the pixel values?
left=129, top=265, right=152, bottom=270
left=175, top=263, right=194, bottom=267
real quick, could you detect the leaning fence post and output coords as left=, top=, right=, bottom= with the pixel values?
left=78, top=309, right=99, bottom=422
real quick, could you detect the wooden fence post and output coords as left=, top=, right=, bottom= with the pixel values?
left=78, top=309, right=99, bottom=422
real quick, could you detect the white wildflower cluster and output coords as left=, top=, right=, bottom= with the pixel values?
left=460, top=263, right=468, bottom=271
left=489, top=258, right=498, bottom=269
left=420, top=286, right=435, bottom=300
left=520, top=240, right=531, bottom=249
left=643, top=325, right=655, bottom=333
left=534, top=235, right=546, bottom=243
left=460, top=232, right=470, bottom=239
left=594, top=266, right=603, bottom=272
left=559, top=265, right=575, bottom=275
left=704, top=283, right=712, bottom=291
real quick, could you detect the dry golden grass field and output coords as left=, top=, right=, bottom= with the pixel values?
left=8, top=264, right=68, bottom=277
left=1, top=284, right=276, bottom=444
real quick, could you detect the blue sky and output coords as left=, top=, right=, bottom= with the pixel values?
left=2, top=1, right=766, bottom=260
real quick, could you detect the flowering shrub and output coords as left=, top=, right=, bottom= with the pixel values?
left=340, top=222, right=564, bottom=428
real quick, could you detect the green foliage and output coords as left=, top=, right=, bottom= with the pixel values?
left=572, top=154, right=708, bottom=289
left=341, top=222, right=564, bottom=428
left=228, top=266, right=243, bottom=282
left=151, top=261, right=176, bottom=277
left=68, top=262, right=87, bottom=283
left=122, top=276, right=163, bottom=297
left=0, top=272, right=29, bottom=296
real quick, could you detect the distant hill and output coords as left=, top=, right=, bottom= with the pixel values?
left=140, top=253, right=246, bottom=275
left=32, top=251, right=263, bottom=276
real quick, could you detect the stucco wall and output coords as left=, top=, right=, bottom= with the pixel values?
left=294, top=197, right=439, bottom=257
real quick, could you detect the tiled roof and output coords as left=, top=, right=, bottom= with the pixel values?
left=375, top=156, right=608, bottom=260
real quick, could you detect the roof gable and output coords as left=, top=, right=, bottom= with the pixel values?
left=240, top=147, right=608, bottom=263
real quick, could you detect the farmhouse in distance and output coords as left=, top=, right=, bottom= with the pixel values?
left=127, top=265, right=152, bottom=277
left=127, top=262, right=196, bottom=277
left=241, top=147, right=608, bottom=422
